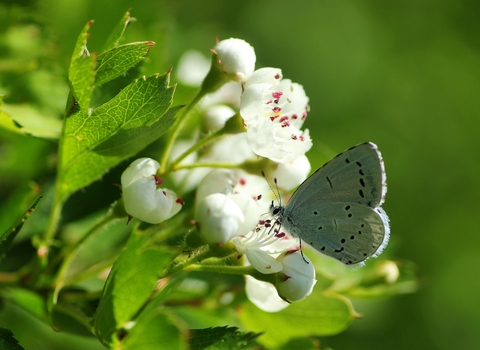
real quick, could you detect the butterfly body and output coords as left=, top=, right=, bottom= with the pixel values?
left=271, top=142, right=390, bottom=266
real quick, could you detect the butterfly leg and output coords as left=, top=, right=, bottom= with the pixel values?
left=299, top=238, right=309, bottom=264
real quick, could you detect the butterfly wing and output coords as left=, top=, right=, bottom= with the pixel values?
left=282, top=202, right=390, bottom=265
left=287, top=142, right=386, bottom=209
left=281, top=142, right=389, bottom=265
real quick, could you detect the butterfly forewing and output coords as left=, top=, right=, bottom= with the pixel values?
left=288, top=142, right=386, bottom=209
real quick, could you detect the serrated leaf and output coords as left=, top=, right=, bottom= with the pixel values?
left=103, top=10, right=135, bottom=51
left=0, top=103, right=62, bottom=139
left=95, top=42, right=155, bottom=86
left=94, top=228, right=178, bottom=347
left=68, top=21, right=96, bottom=109
left=189, top=326, right=261, bottom=350
left=122, top=309, right=187, bottom=350
left=0, top=328, right=25, bottom=350
left=239, top=291, right=356, bottom=348
left=93, top=104, right=180, bottom=157
left=0, top=197, right=42, bottom=261
left=58, top=73, right=176, bottom=201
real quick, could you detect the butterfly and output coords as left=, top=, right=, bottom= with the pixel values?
left=271, top=142, right=390, bottom=266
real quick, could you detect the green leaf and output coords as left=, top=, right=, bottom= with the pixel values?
left=189, top=326, right=261, bottom=350
left=121, top=309, right=187, bottom=350
left=68, top=20, right=96, bottom=109
left=92, top=104, right=180, bottom=157
left=103, top=9, right=135, bottom=51
left=3, top=288, right=48, bottom=323
left=94, top=227, right=178, bottom=347
left=0, top=197, right=42, bottom=261
left=239, top=291, right=356, bottom=348
left=0, top=103, right=62, bottom=139
left=0, top=328, right=25, bottom=350
left=58, top=73, right=176, bottom=202
left=95, top=42, right=155, bottom=87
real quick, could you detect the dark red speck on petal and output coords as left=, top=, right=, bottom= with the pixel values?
left=154, top=175, right=163, bottom=185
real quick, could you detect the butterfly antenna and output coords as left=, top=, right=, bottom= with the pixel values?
left=261, top=171, right=282, bottom=207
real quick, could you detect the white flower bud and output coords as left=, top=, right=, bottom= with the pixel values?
left=269, top=155, right=311, bottom=191
left=176, top=50, right=211, bottom=86
left=203, top=104, right=236, bottom=132
left=245, top=276, right=289, bottom=313
left=121, top=158, right=183, bottom=224
left=214, top=38, right=256, bottom=82
left=275, top=251, right=316, bottom=301
left=195, top=192, right=244, bottom=244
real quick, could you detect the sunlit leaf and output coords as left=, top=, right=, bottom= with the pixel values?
left=95, top=42, right=155, bottom=86
left=94, top=227, right=178, bottom=347
left=121, top=309, right=187, bottom=350
left=103, top=9, right=135, bottom=51
left=239, top=290, right=357, bottom=348
left=57, top=73, right=176, bottom=202
left=68, top=20, right=96, bottom=109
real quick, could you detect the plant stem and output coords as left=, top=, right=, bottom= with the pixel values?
left=163, top=128, right=227, bottom=175
left=159, top=90, right=204, bottom=171
left=174, top=161, right=244, bottom=171
left=183, top=264, right=256, bottom=275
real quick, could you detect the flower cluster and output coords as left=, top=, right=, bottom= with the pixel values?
left=120, top=38, right=315, bottom=311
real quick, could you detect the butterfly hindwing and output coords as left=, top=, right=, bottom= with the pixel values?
left=282, top=202, right=389, bottom=265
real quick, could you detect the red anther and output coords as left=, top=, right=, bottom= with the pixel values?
left=272, top=91, right=283, bottom=99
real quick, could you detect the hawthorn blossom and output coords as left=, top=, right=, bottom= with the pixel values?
left=195, top=182, right=261, bottom=244
left=121, top=158, right=183, bottom=224
left=240, top=68, right=312, bottom=163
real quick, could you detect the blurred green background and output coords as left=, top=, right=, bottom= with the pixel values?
left=1, top=0, right=479, bottom=349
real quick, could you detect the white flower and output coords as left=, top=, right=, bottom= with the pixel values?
left=195, top=187, right=260, bottom=244
left=175, top=50, right=211, bottom=86
left=121, top=158, right=183, bottom=224
left=275, top=251, right=316, bottom=302
left=268, top=155, right=311, bottom=191
left=231, top=222, right=287, bottom=274
left=214, top=38, right=256, bottom=82
left=195, top=169, right=271, bottom=212
left=245, top=276, right=289, bottom=312
left=240, top=68, right=312, bottom=163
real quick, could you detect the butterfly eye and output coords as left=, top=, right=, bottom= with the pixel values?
left=272, top=207, right=281, bottom=215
